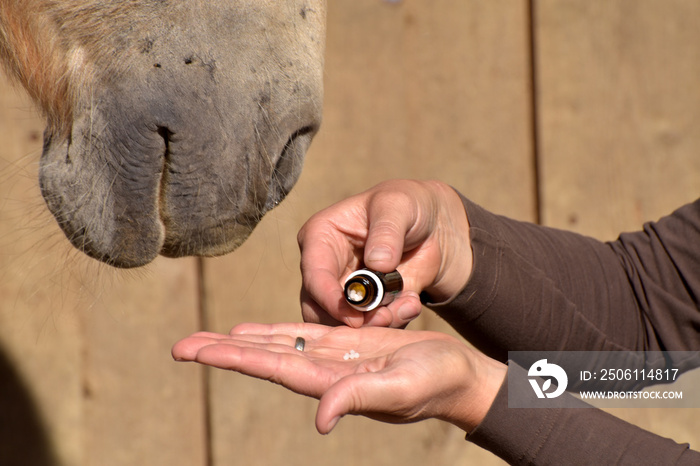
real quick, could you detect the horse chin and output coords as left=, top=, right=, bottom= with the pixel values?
left=159, top=226, right=253, bottom=260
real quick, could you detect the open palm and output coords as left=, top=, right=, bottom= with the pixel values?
left=172, top=322, right=503, bottom=434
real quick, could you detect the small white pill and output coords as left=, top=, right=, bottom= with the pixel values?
left=348, top=289, right=365, bottom=302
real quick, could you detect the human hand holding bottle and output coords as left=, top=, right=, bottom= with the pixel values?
left=297, top=179, right=473, bottom=328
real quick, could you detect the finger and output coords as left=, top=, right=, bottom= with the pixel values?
left=362, top=292, right=422, bottom=328
left=299, top=269, right=365, bottom=328
left=298, top=221, right=366, bottom=328
left=172, top=334, right=228, bottom=361
left=218, top=332, right=301, bottom=348
left=299, top=241, right=347, bottom=311
left=301, top=295, right=349, bottom=327
left=193, top=344, right=332, bottom=398
left=363, top=190, right=416, bottom=273
left=172, top=333, right=293, bottom=361
left=175, top=329, right=317, bottom=363
left=230, top=321, right=334, bottom=339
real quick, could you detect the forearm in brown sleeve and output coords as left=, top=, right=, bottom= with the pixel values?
left=467, top=364, right=699, bottom=465
left=427, top=196, right=700, bottom=462
left=429, top=196, right=700, bottom=361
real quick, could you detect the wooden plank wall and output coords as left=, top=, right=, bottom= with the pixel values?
left=0, top=1, right=697, bottom=465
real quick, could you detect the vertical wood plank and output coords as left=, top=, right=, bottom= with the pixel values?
left=0, top=73, right=208, bottom=464
left=204, top=1, right=533, bottom=465
left=537, top=0, right=700, bottom=236
left=536, top=0, right=700, bottom=446
left=81, top=257, right=207, bottom=466
left=0, top=76, right=84, bottom=466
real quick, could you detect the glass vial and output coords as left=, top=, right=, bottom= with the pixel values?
left=343, top=268, right=403, bottom=311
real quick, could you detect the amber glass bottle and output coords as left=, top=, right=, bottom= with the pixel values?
left=343, top=269, right=403, bottom=311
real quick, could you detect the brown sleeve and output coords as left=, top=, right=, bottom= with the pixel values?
left=467, top=364, right=699, bottom=465
left=426, top=195, right=700, bottom=462
left=429, top=196, right=700, bottom=360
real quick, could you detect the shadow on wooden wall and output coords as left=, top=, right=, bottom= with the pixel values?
left=0, top=341, right=57, bottom=466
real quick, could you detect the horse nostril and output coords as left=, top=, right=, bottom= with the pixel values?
left=267, top=125, right=316, bottom=207
left=278, top=126, right=315, bottom=174
left=283, top=125, right=316, bottom=153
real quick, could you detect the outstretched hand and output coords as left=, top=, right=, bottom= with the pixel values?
left=297, top=179, right=473, bottom=328
left=172, top=323, right=505, bottom=434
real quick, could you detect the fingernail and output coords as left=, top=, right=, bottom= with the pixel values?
left=326, top=416, right=341, bottom=433
left=367, top=246, right=392, bottom=263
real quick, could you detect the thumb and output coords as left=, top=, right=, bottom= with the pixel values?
left=363, top=193, right=415, bottom=272
left=315, top=373, right=393, bottom=434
